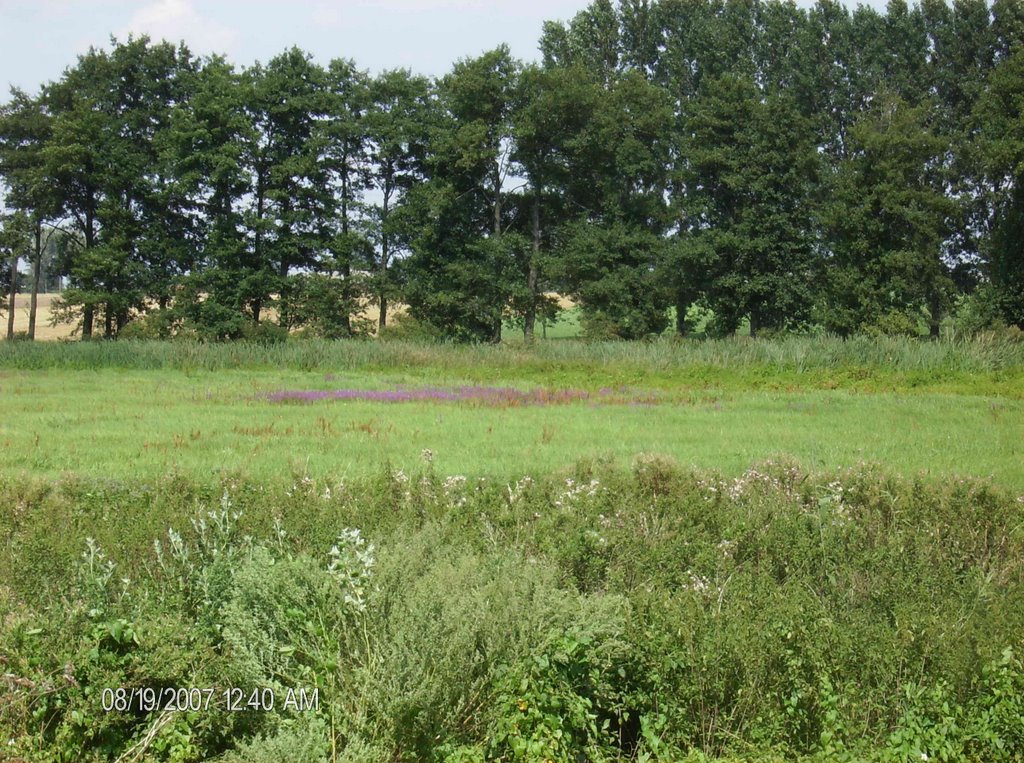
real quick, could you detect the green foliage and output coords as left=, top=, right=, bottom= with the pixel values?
left=820, top=94, right=956, bottom=337
left=2, top=462, right=1023, bottom=760
left=561, top=221, right=671, bottom=340
left=284, top=274, right=362, bottom=339
left=552, top=70, right=676, bottom=340
left=976, top=47, right=1024, bottom=328
left=863, top=309, right=923, bottom=338
left=376, top=313, right=444, bottom=342
left=220, top=716, right=330, bottom=763
left=679, top=77, right=819, bottom=336
left=364, top=67, right=434, bottom=331
left=883, top=650, right=1024, bottom=763
left=0, top=495, right=375, bottom=761
left=951, top=287, right=1011, bottom=336
left=116, top=309, right=180, bottom=340
left=403, top=47, right=519, bottom=342
left=3, top=2, right=1023, bottom=341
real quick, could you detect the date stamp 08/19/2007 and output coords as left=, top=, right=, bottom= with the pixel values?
left=101, top=686, right=320, bottom=714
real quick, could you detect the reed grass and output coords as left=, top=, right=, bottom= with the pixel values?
left=2, top=334, right=1022, bottom=380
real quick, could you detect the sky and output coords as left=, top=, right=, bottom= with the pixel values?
left=0, top=0, right=892, bottom=96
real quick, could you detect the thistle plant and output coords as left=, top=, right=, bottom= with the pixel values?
left=327, top=528, right=376, bottom=613
left=78, top=537, right=119, bottom=606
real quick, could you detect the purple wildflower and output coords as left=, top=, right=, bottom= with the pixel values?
left=265, top=384, right=662, bottom=407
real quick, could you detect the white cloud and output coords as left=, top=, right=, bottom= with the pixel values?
left=118, top=0, right=239, bottom=55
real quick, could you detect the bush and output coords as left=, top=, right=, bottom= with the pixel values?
left=220, top=716, right=331, bottom=763
left=951, top=287, right=1008, bottom=337
left=2, top=464, right=1023, bottom=761
left=864, top=309, right=921, bottom=338
left=284, top=274, right=363, bottom=339
left=580, top=311, right=624, bottom=341
left=239, top=321, right=289, bottom=345
left=377, top=313, right=443, bottom=341
left=351, top=532, right=570, bottom=756
left=117, top=309, right=180, bottom=340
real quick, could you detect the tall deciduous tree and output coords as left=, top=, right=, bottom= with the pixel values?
left=404, top=47, right=518, bottom=341
left=678, top=75, right=820, bottom=336
left=163, top=54, right=253, bottom=337
left=975, top=48, right=1024, bottom=327
left=110, top=37, right=199, bottom=323
left=0, top=88, right=63, bottom=340
left=36, top=38, right=197, bottom=338
left=365, top=69, right=433, bottom=331
left=822, top=95, right=955, bottom=335
left=541, top=0, right=622, bottom=83
left=38, top=46, right=112, bottom=338
left=229, top=48, right=333, bottom=332
left=510, top=64, right=594, bottom=340
left=0, top=211, right=31, bottom=339
left=556, top=70, right=675, bottom=339
left=320, top=58, right=372, bottom=335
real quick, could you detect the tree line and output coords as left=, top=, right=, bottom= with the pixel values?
left=1, top=0, right=1023, bottom=342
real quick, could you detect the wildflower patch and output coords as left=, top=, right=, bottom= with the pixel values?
left=265, top=384, right=661, bottom=407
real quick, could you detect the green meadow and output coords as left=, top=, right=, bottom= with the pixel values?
left=1, top=368, right=1022, bottom=489
left=1, top=336, right=1022, bottom=488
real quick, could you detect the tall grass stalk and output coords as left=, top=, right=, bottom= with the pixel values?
left=1, top=334, right=1022, bottom=375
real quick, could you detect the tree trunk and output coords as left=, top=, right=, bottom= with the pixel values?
left=748, top=311, right=761, bottom=339
left=675, top=293, right=690, bottom=336
left=278, top=200, right=291, bottom=330
left=82, top=209, right=96, bottom=339
left=255, top=173, right=265, bottom=266
left=379, top=184, right=391, bottom=333
left=253, top=173, right=267, bottom=328
left=6, top=252, right=17, bottom=340
left=928, top=293, right=942, bottom=339
left=493, top=163, right=502, bottom=239
left=340, top=164, right=352, bottom=335
left=491, top=161, right=503, bottom=344
left=104, top=302, right=114, bottom=338
left=28, top=222, right=41, bottom=341
left=524, top=186, right=540, bottom=343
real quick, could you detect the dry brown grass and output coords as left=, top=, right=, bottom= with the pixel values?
left=5, top=294, right=74, bottom=341
left=4, top=291, right=572, bottom=341
left=548, top=292, right=575, bottom=310
left=3, top=293, right=411, bottom=341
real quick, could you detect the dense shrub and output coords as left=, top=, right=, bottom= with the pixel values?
left=1, top=462, right=1022, bottom=761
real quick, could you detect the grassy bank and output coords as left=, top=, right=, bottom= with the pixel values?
left=1, top=335, right=1022, bottom=395
left=2, top=463, right=1022, bottom=762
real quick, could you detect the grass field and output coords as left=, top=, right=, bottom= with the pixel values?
left=2, top=337, right=1023, bottom=762
left=1, top=336, right=1022, bottom=488
left=1, top=367, right=1022, bottom=489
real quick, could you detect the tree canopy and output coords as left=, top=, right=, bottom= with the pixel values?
left=1, top=1, right=1021, bottom=341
